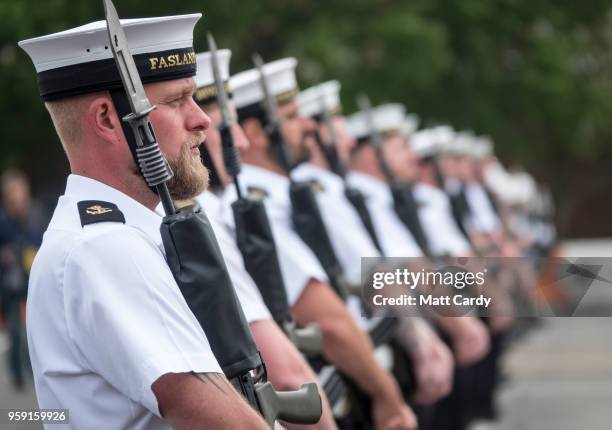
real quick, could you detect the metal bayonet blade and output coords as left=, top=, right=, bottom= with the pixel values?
left=206, top=33, right=233, bottom=128
left=103, top=0, right=152, bottom=114
left=358, top=94, right=383, bottom=147
left=252, top=53, right=280, bottom=127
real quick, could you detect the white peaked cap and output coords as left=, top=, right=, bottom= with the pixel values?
left=19, top=14, right=202, bottom=100
left=411, top=129, right=439, bottom=158
left=297, top=80, right=342, bottom=118
left=471, top=136, right=494, bottom=159
left=346, top=103, right=406, bottom=140
left=444, top=130, right=474, bottom=156
left=230, top=57, right=299, bottom=109
left=402, top=114, right=420, bottom=136
left=193, top=49, right=232, bottom=104
left=195, top=50, right=232, bottom=88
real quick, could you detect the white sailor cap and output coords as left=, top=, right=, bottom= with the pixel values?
left=411, top=129, right=439, bottom=159
left=19, top=14, right=201, bottom=101
left=444, top=130, right=474, bottom=156
left=193, top=49, right=232, bottom=105
left=230, top=57, right=299, bottom=120
left=402, top=114, right=420, bottom=137
left=297, top=80, right=342, bottom=118
left=346, top=103, right=406, bottom=141
left=470, top=136, right=494, bottom=159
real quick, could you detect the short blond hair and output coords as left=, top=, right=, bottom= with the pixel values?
left=44, top=92, right=105, bottom=152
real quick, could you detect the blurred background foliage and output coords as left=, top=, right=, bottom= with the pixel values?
left=2, top=0, right=612, bottom=236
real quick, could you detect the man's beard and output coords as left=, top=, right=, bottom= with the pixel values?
left=166, top=137, right=209, bottom=201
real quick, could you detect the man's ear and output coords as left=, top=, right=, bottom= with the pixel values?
left=85, top=95, right=125, bottom=145
left=241, top=118, right=267, bottom=150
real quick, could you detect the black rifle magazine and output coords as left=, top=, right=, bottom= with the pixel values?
left=161, top=204, right=261, bottom=378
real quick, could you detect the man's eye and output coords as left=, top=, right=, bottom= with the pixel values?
left=165, top=95, right=189, bottom=106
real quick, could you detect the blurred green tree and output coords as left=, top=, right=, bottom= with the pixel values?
left=2, top=0, right=612, bottom=235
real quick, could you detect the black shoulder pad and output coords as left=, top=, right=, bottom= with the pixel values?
left=77, top=200, right=126, bottom=227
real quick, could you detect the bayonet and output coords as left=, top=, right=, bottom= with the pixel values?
left=317, top=93, right=345, bottom=177
left=252, top=53, right=293, bottom=172
left=103, top=0, right=175, bottom=215
left=252, top=53, right=280, bottom=127
left=104, top=0, right=153, bottom=116
left=357, top=94, right=394, bottom=184
left=206, top=32, right=243, bottom=198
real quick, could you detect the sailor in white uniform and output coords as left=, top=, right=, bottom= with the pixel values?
left=19, top=14, right=267, bottom=430
left=344, top=104, right=424, bottom=258
left=410, top=128, right=473, bottom=257
left=293, top=81, right=381, bottom=286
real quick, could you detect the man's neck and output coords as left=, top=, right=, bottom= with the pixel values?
left=308, top=144, right=330, bottom=171
left=241, top=152, right=289, bottom=177
left=72, top=166, right=159, bottom=210
left=350, top=163, right=386, bottom=182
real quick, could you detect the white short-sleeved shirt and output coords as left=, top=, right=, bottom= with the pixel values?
left=345, top=172, right=423, bottom=258
left=413, top=183, right=472, bottom=257
left=27, top=175, right=222, bottom=430
left=291, top=163, right=381, bottom=285
left=464, top=182, right=500, bottom=234
left=193, top=190, right=271, bottom=323
left=221, top=164, right=328, bottom=306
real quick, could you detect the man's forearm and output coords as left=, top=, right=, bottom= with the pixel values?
left=293, top=280, right=399, bottom=401
left=153, top=372, right=268, bottom=430
left=318, top=313, right=397, bottom=399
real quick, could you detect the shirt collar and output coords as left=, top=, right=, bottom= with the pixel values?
left=239, top=164, right=290, bottom=203
left=194, top=190, right=224, bottom=222
left=291, top=163, right=344, bottom=194
left=64, top=174, right=164, bottom=246
left=346, top=171, right=393, bottom=205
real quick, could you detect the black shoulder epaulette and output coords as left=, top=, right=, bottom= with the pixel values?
left=77, top=200, right=126, bottom=227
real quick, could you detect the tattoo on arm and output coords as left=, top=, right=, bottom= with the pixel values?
left=190, top=372, right=230, bottom=396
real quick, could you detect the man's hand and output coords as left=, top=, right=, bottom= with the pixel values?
left=371, top=375, right=418, bottom=430
left=449, top=317, right=490, bottom=366
left=394, top=318, right=453, bottom=406
left=152, top=372, right=268, bottom=429
left=412, top=333, right=454, bottom=405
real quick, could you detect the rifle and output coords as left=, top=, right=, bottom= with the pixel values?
left=252, top=53, right=350, bottom=300
left=104, top=3, right=320, bottom=427
left=207, top=34, right=322, bottom=357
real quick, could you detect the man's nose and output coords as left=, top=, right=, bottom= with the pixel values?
left=187, top=98, right=211, bottom=132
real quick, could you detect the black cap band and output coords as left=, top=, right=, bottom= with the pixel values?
left=38, top=47, right=197, bottom=101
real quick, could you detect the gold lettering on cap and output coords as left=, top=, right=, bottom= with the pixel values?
left=148, top=51, right=197, bottom=71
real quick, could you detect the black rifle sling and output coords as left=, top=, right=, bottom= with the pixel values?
left=448, top=187, right=473, bottom=242
left=161, top=204, right=261, bottom=378
left=344, top=186, right=384, bottom=254
left=390, top=183, right=432, bottom=257
left=289, top=181, right=348, bottom=300
left=231, top=197, right=293, bottom=326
